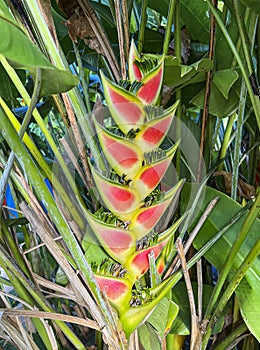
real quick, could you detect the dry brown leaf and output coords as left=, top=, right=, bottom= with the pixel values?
left=169, top=26, right=191, bottom=64
left=213, top=171, right=255, bottom=199
left=37, top=0, right=59, bottom=47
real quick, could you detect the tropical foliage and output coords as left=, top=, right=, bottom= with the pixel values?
left=0, top=0, right=259, bottom=349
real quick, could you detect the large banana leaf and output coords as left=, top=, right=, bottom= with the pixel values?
left=180, top=184, right=260, bottom=341
left=0, top=1, right=78, bottom=95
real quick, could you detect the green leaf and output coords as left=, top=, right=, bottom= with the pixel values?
left=4, top=217, right=28, bottom=227
left=147, top=0, right=210, bottom=44
left=180, top=184, right=260, bottom=341
left=163, top=57, right=213, bottom=87
left=30, top=68, right=79, bottom=96
left=0, top=3, right=78, bottom=95
left=213, top=69, right=239, bottom=99
left=82, top=227, right=111, bottom=265
left=147, top=297, right=179, bottom=337
left=171, top=282, right=229, bottom=335
left=240, top=0, right=260, bottom=14
left=138, top=323, right=162, bottom=350
left=190, top=82, right=239, bottom=117
left=0, top=17, right=53, bottom=69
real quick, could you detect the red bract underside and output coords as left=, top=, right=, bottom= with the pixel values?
left=97, top=227, right=134, bottom=256
left=95, top=276, right=130, bottom=301
left=102, top=133, right=139, bottom=169
left=137, top=65, right=163, bottom=104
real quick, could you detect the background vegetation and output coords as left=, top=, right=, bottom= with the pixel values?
left=0, top=0, right=259, bottom=349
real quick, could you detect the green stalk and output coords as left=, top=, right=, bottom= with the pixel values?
left=0, top=108, right=115, bottom=331
left=231, top=79, right=247, bottom=201
left=163, top=0, right=178, bottom=55
left=138, top=0, right=148, bottom=53
left=218, top=112, right=236, bottom=171
left=0, top=220, right=31, bottom=279
left=0, top=250, right=54, bottom=350
left=233, top=0, right=256, bottom=79
left=212, top=322, right=248, bottom=350
left=202, top=190, right=260, bottom=348
left=203, top=234, right=260, bottom=349
left=0, top=244, right=86, bottom=350
left=204, top=0, right=260, bottom=130
left=0, top=68, right=41, bottom=211
left=73, top=42, right=92, bottom=113
left=174, top=0, right=181, bottom=177
left=1, top=58, right=84, bottom=204
left=0, top=86, right=85, bottom=231
left=21, top=0, right=105, bottom=168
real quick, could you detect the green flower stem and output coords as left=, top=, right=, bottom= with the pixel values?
left=231, top=79, right=247, bottom=201
left=0, top=244, right=86, bottom=350
left=233, top=0, right=256, bottom=78
left=163, top=0, right=178, bottom=55
left=0, top=108, right=115, bottom=330
left=174, top=1, right=181, bottom=177
left=204, top=0, right=260, bottom=130
left=73, top=42, right=92, bottom=113
left=218, top=112, right=236, bottom=171
left=22, top=0, right=105, bottom=168
left=0, top=68, right=41, bottom=211
left=202, top=191, right=260, bottom=349
left=138, top=0, right=148, bottom=53
left=0, top=249, right=55, bottom=350
left=203, top=234, right=260, bottom=349
left=0, top=219, right=31, bottom=278
left=212, top=322, right=248, bottom=350
left=0, top=71, right=85, bottom=230
left=1, top=58, right=84, bottom=204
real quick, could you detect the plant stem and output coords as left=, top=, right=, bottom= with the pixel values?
left=121, top=0, right=130, bottom=61
left=73, top=42, right=92, bottom=113
left=0, top=97, right=86, bottom=230
left=203, top=233, right=260, bottom=349
left=197, top=0, right=217, bottom=182
left=202, top=190, right=260, bottom=348
left=218, top=112, right=236, bottom=171
left=138, top=0, right=148, bottom=53
left=233, top=0, right=257, bottom=80
left=0, top=68, right=41, bottom=212
left=0, top=109, right=116, bottom=333
left=114, top=0, right=126, bottom=79
left=231, top=79, right=247, bottom=201
left=174, top=0, right=182, bottom=178
left=212, top=322, right=248, bottom=350
left=163, top=0, right=177, bottom=55
left=0, top=244, right=86, bottom=350
left=204, top=0, right=260, bottom=130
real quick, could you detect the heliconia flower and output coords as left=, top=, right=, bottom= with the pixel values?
left=130, top=143, right=179, bottom=199
left=135, top=101, right=179, bottom=152
left=85, top=210, right=136, bottom=263
left=94, top=274, right=133, bottom=312
left=128, top=40, right=143, bottom=82
left=136, top=56, right=164, bottom=105
left=119, top=272, right=182, bottom=337
left=94, top=119, right=143, bottom=179
left=86, top=41, right=183, bottom=339
left=90, top=163, right=141, bottom=220
left=124, top=216, right=184, bottom=282
left=100, top=71, right=145, bottom=134
left=129, top=179, right=184, bottom=239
